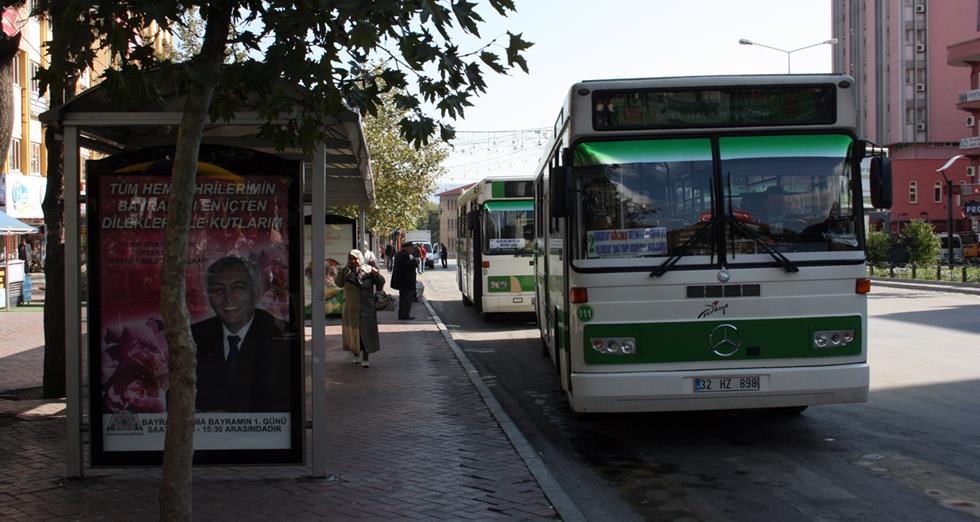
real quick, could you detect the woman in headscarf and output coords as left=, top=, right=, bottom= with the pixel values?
left=339, top=249, right=386, bottom=367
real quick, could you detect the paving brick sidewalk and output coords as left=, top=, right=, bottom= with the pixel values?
left=0, top=301, right=560, bottom=520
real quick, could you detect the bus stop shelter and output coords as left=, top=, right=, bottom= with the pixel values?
left=40, top=73, right=374, bottom=478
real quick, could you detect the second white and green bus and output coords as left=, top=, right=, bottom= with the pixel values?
left=534, top=74, right=892, bottom=413
left=457, top=177, right=536, bottom=320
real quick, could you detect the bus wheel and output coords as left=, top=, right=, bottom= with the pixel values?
left=769, top=406, right=808, bottom=415
left=462, top=293, right=472, bottom=306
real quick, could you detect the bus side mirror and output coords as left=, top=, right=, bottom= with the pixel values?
left=870, top=156, right=893, bottom=209
left=549, top=148, right=572, bottom=218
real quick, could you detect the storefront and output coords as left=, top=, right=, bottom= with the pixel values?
left=0, top=209, right=38, bottom=308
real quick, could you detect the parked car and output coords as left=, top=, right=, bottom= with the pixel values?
left=938, top=233, right=966, bottom=264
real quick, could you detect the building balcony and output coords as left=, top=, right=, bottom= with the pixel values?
left=957, top=89, right=980, bottom=110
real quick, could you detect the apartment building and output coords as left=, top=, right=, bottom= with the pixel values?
left=834, top=0, right=980, bottom=233
left=437, top=183, right=474, bottom=259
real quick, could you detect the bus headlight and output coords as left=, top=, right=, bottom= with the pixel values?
left=813, top=330, right=855, bottom=348
left=590, top=337, right=637, bottom=356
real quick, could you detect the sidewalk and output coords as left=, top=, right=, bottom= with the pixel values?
left=871, top=276, right=980, bottom=296
left=0, top=288, right=571, bottom=519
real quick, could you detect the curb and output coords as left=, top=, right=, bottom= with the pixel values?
left=420, top=297, right=586, bottom=522
left=871, top=278, right=980, bottom=296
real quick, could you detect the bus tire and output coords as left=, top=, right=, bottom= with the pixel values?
left=462, top=293, right=472, bottom=306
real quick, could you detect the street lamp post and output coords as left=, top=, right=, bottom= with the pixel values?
left=738, top=38, right=839, bottom=74
left=937, top=155, right=968, bottom=268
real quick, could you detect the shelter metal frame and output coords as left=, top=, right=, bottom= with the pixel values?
left=43, top=97, right=374, bottom=479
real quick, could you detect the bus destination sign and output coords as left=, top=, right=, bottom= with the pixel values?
left=592, top=85, right=836, bottom=130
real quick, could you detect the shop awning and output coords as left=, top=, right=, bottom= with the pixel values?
left=0, top=210, right=38, bottom=234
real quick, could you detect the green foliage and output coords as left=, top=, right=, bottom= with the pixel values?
left=865, top=229, right=890, bottom=265
left=900, top=219, right=940, bottom=266
left=418, top=201, right=441, bottom=242
left=34, top=0, right=533, bottom=152
left=332, top=92, right=449, bottom=237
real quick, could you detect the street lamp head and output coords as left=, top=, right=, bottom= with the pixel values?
left=825, top=38, right=839, bottom=45
left=738, top=39, right=754, bottom=45
left=937, top=154, right=967, bottom=173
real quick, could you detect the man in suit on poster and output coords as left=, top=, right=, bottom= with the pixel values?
left=193, top=256, right=290, bottom=412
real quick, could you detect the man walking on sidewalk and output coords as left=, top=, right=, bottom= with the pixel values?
left=391, top=241, right=418, bottom=320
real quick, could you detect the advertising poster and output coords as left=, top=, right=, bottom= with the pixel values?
left=4, top=172, right=47, bottom=219
left=303, top=217, right=355, bottom=316
left=87, top=146, right=302, bottom=466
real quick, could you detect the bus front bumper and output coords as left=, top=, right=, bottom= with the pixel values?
left=569, top=363, right=868, bottom=413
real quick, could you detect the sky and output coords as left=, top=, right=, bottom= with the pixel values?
left=437, top=0, right=835, bottom=189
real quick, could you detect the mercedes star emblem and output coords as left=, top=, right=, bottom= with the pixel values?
left=709, top=323, right=741, bottom=357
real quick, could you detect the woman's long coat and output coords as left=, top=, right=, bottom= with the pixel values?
left=340, top=267, right=386, bottom=354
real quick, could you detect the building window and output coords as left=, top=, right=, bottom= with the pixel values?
left=905, top=107, right=914, bottom=123
left=29, top=61, right=40, bottom=95
left=909, top=181, right=918, bottom=204
left=8, top=138, right=22, bottom=173
left=934, top=181, right=943, bottom=203
left=30, top=142, right=41, bottom=175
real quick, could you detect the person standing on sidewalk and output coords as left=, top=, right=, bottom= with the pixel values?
left=340, top=249, right=385, bottom=367
left=18, top=239, right=32, bottom=272
left=440, top=242, right=448, bottom=268
left=384, top=240, right=396, bottom=271
left=391, top=241, right=418, bottom=320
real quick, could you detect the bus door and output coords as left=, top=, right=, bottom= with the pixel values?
left=468, top=208, right=484, bottom=313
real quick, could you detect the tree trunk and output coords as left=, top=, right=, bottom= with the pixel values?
left=0, top=33, right=19, bottom=162
left=40, top=0, right=69, bottom=400
left=158, top=4, right=232, bottom=521
left=42, top=125, right=66, bottom=398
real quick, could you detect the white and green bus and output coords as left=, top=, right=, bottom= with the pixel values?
left=534, top=74, right=892, bottom=413
left=457, top=177, right=536, bottom=320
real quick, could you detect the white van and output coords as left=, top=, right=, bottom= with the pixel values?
left=938, top=232, right=965, bottom=264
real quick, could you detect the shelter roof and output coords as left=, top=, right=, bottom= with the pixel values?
left=40, top=68, right=374, bottom=206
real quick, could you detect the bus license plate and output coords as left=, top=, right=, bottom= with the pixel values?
left=693, top=376, right=760, bottom=393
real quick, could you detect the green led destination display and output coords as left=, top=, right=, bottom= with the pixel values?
left=592, top=85, right=836, bottom=130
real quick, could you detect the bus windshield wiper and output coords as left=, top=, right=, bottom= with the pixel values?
left=650, top=220, right=716, bottom=277
left=725, top=214, right=799, bottom=273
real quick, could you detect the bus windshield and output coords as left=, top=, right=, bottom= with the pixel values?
left=483, top=201, right=534, bottom=255
left=721, top=134, right=858, bottom=255
left=574, top=134, right=859, bottom=260
left=575, top=138, right=715, bottom=259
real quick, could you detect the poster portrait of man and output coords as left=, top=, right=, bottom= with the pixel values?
left=193, top=255, right=291, bottom=413
left=88, top=144, right=303, bottom=465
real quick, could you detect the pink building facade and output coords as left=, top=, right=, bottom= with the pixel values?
left=834, top=0, right=980, bottom=233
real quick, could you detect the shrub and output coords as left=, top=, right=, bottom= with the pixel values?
left=900, top=219, right=940, bottom=266
left=866, top=229, right=890, bottom=265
